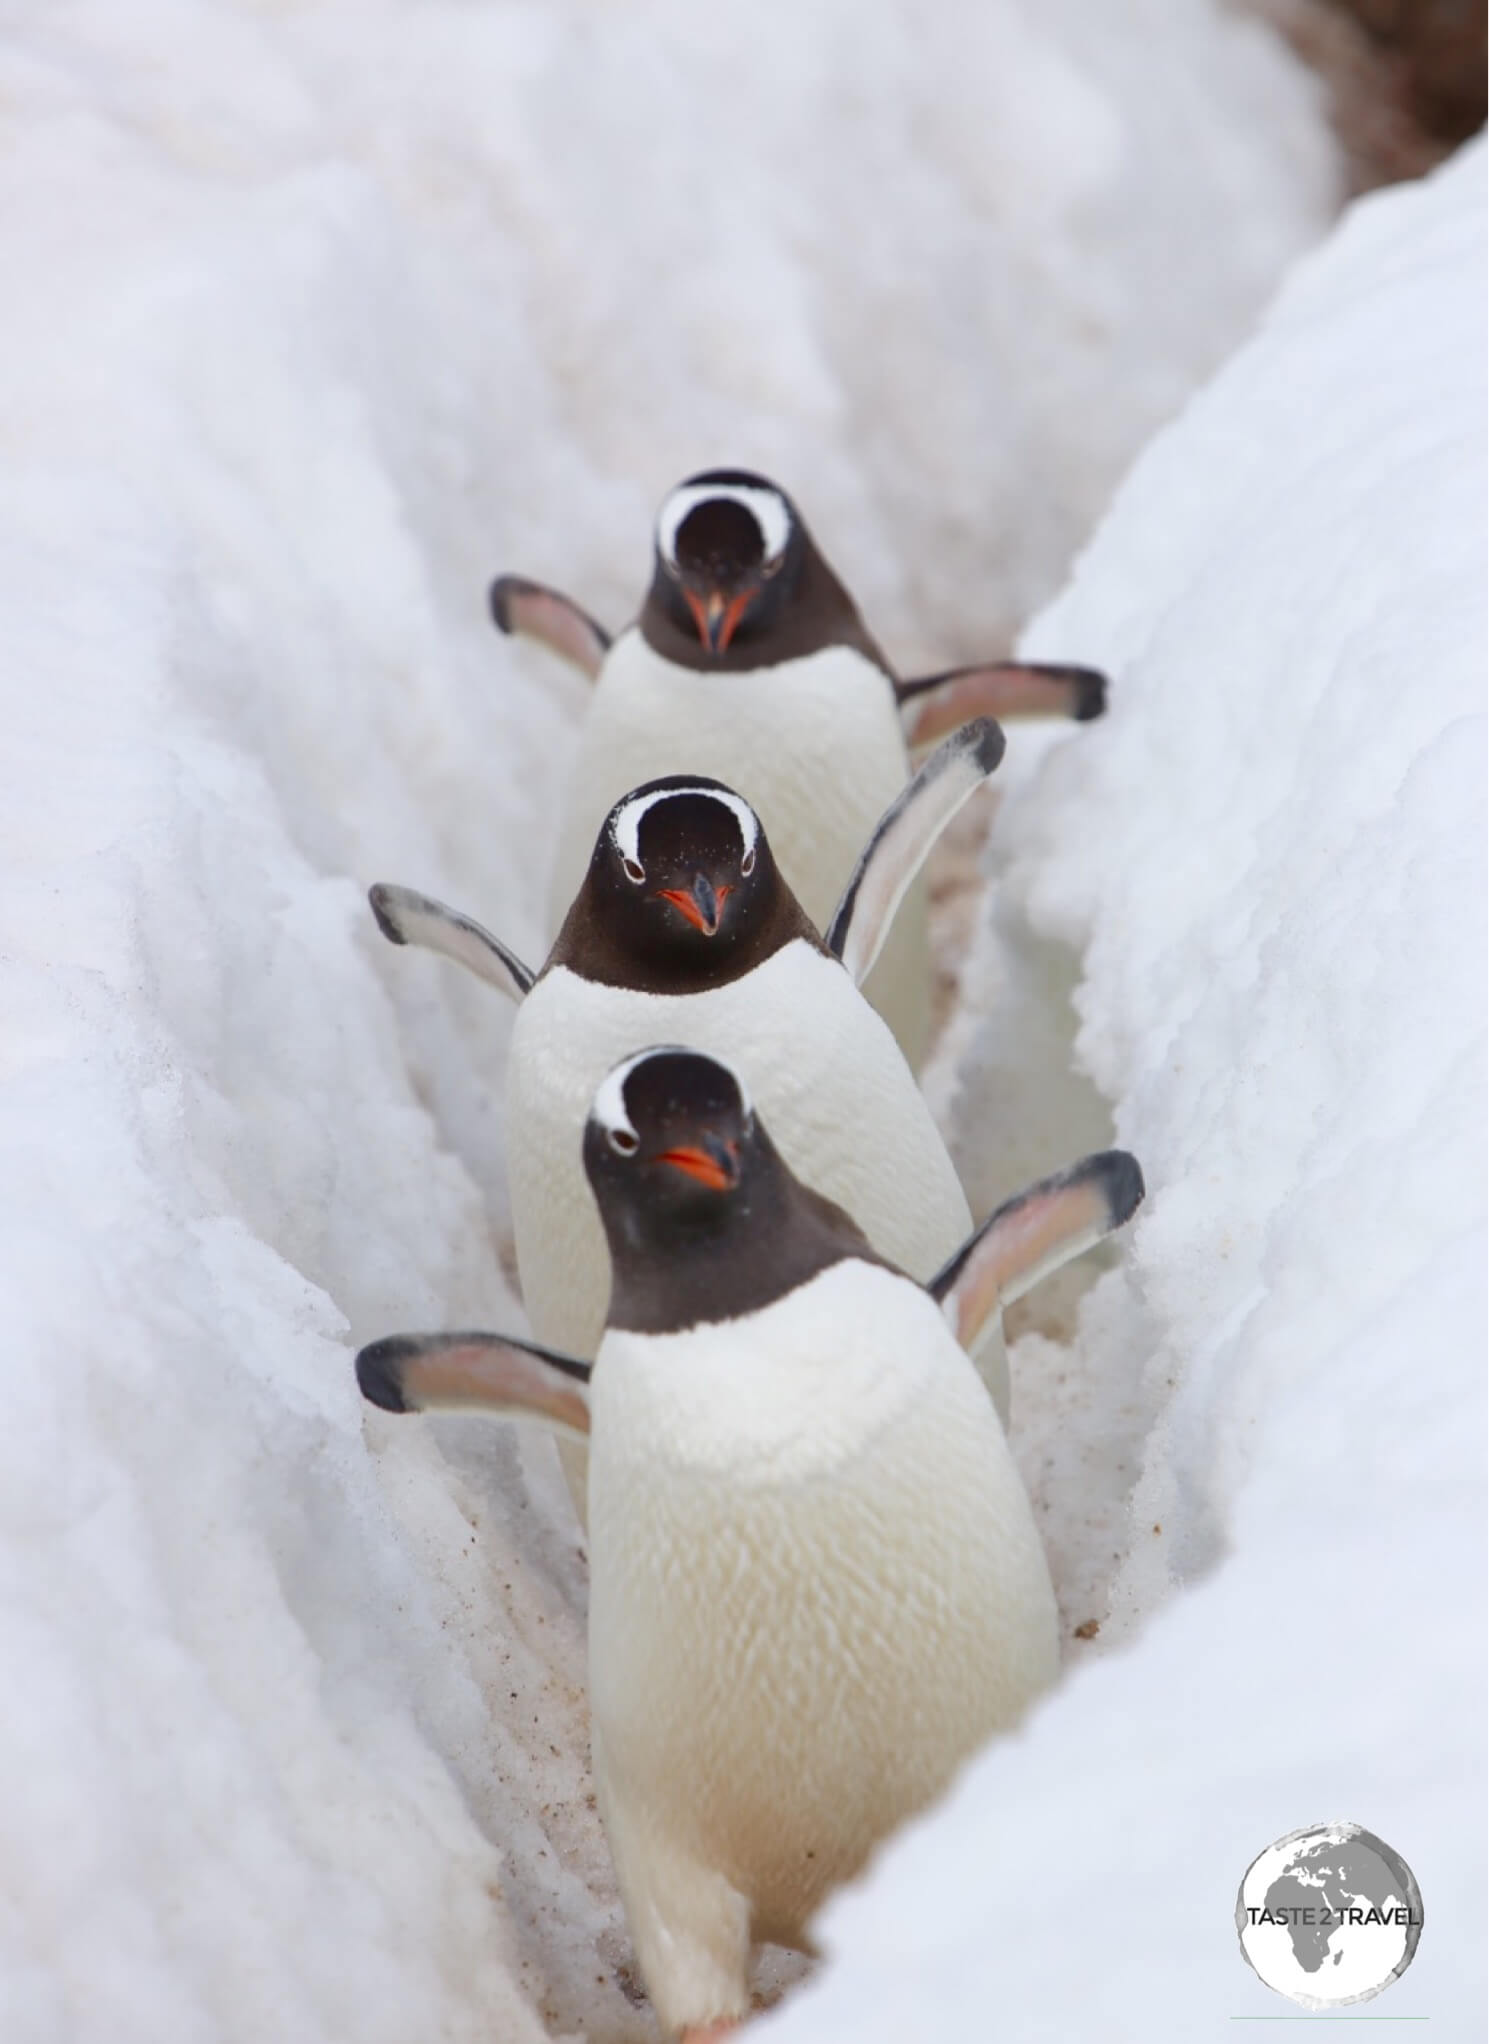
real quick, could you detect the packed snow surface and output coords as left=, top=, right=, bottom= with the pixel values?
left=0, top=4, right=1347, bottom=2041
left=765, top=138, right=1488, bottom=2043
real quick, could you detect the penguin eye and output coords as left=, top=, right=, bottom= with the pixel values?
left=609, top=1127, right=639, bottom=1156
left=740, top=847, right=756, bottom=877
left=622, top=857, right=646, bottom=885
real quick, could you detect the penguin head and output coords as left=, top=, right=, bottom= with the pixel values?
left=651, top=469, right=803, bottom=656
left=584, top=1046, right=758, bottom=1245
left=591, top=776, right=775, bottom=964
left=583, top=1046, right=884, bottom=1332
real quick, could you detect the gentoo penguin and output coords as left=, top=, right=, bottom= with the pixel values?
left=491, top=469, right=1106, bottom=1067
left=370, top=723, right=1005, bottom=1456
left=355, top=1046, right=1145, bottom=2042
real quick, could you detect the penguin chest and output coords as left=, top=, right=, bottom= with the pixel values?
left=503, top=946, right=971, bottom=1360
left=587, top=1264, right=1058, bottom=1938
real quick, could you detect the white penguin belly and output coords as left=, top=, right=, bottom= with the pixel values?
left=504, top=943, right=972, bottom=1372
left=587, top=1262, right=1059, bottom=1985
left=549, top=630, right=931, bottom=1064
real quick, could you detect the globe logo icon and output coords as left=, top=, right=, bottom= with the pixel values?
left=1236, top=1821, right=1424, bottom=2008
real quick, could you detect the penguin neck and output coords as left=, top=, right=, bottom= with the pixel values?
left=543, top=874, right=825, bottom=995
left=602, top=1134, right=892, bottom=1335
left=637, top=543, right=896, bottom=679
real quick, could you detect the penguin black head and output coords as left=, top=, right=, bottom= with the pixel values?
left=560, top=774, right=805, bottom=992
left=582, top=1047, right=886, bottom=1334
left=649, top=469, right=804, bottom=657
left=584, top=1046, right=757, bottom=1240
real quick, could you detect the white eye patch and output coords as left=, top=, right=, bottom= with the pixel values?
left=656, top=482, right=791, bottom=573
left=609, top=784, right=761, bottom=873
left=590, top=1049, right=654, bottom=1145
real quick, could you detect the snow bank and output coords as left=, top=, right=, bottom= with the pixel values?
left=765, top=139, right=1487, bottom=2041
left=0, top=4, right=1337, bottom=2039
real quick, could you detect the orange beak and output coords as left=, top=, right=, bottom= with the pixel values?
left=684, top=586, right=755, bottom=654
left=655, top=1140, right=740, bottom=1191
left=656, top=878, right=731, bottom=935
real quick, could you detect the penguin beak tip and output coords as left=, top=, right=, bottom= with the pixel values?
left=655, top=1140, right=740, bottom=1191
left=656, top=879, right=730, bottom=936
left=685, top=586, right=754, bottom=654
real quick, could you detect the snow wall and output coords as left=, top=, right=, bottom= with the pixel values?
left=765, top=137, right=1488, bottom=2043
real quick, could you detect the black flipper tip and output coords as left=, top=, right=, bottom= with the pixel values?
left=356, top=1337, right=416, bottom=1413
left=962, top=714, right=1007, bottom=775
left=1069, top=666, right=1108, bottom=721
left=367, top=885, right=407, bottom=946
left=488, top=576, right=516, bottom=634
left=1093, top=1150, right=1145, bottom=1228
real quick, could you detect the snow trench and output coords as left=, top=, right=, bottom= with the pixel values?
left=0, top=5, right=1351, bottom=2041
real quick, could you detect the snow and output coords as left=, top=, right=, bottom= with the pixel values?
left=764, top=138, right=1488, bottom=2041
left=0, top=4, right=1354, bottom=2041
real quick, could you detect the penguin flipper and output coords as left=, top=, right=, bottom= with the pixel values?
left=368, top=883, right=535, bottom=1000
left=930, top=1151, right=1144, bottom=1352
left=899, top=661, right=1107, bottom=748
left=489, top=574, right=611, bottom=679
left=825, top=717, right=1005, bottom=985
left=356, top=1330, right=591, bottom=1440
